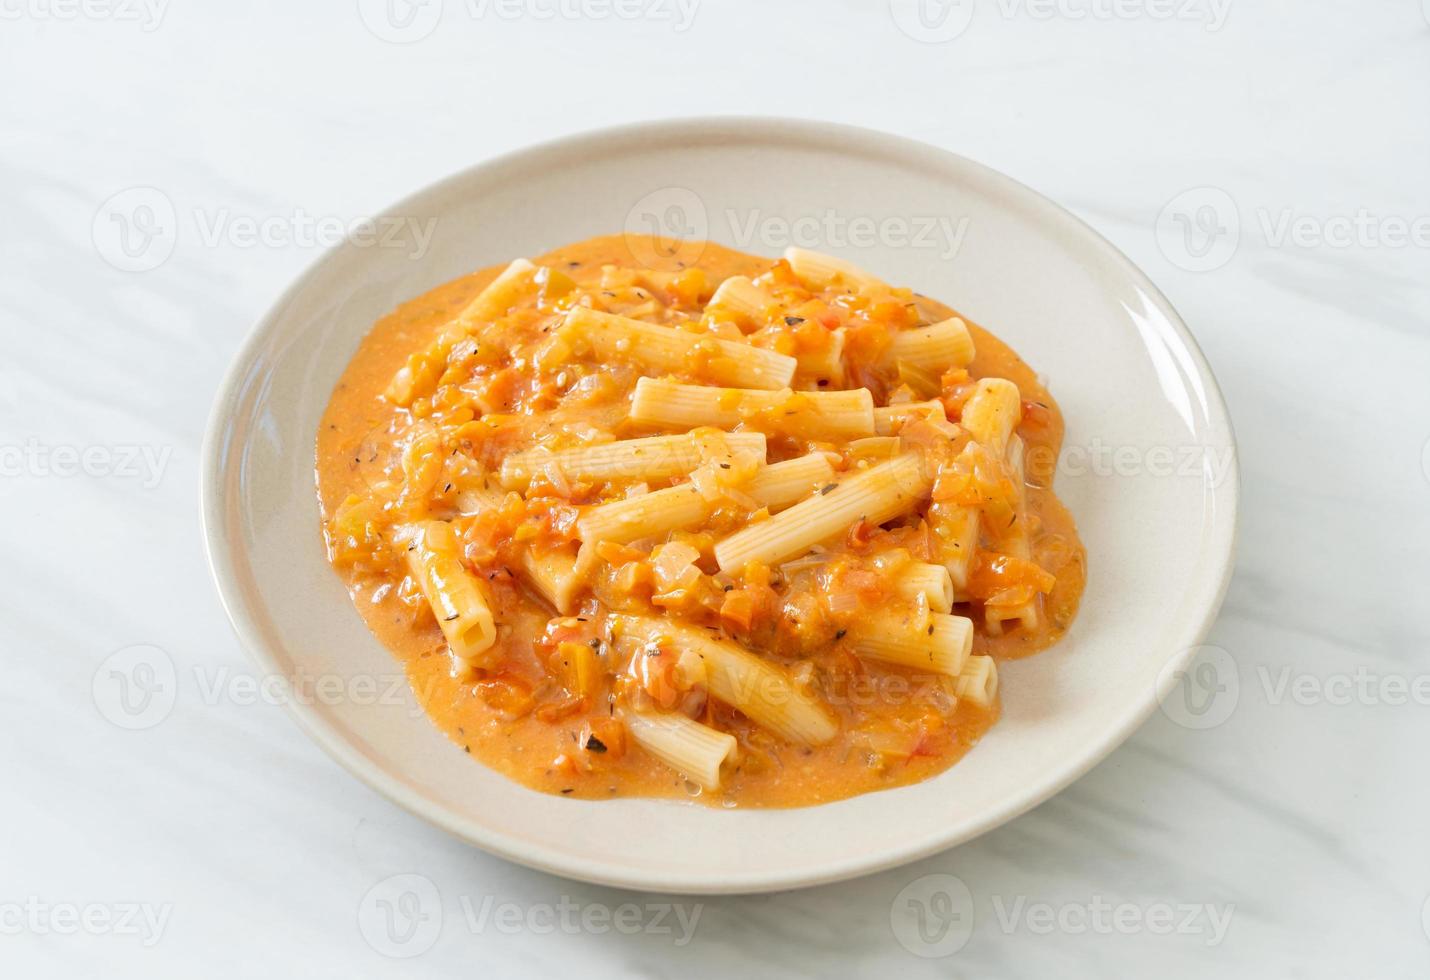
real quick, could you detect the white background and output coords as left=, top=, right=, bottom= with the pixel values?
left=4, top=1, right=1430, bottom=976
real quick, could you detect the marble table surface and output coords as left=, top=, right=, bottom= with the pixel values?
left=4, top=2, right=1428, bottom=976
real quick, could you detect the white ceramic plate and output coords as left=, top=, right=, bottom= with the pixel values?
left=202, top=118, right=1237, bottom=894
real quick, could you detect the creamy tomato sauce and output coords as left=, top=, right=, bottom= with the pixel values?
left=316, top=235, right=1085, bottom=807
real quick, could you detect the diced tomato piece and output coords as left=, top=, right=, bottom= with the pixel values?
left=534, top=695, right=584, bottom=723
left=582, top=718, right=627, bottom=759
left=720, top=590, right=757, bottom=632
left=965, top=552, right=1056, bottom=600
left=476, top=673, right=534, bottom=717
left=638, top=646, right=682, bottom=709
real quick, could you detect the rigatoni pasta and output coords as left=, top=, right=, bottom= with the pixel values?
left=848, top=609, right=974, bottom=678
left=559, top=306, right=796, bottom=389
left=616, top=615, right=838, bottom=747
left=317, top=235, right=1085, bottom=808
left=623, top=709, right=738, bottom=791
left=630, top=377, right=875, bottom=439
left=518, top=546, right=582, bottom=615
left=402, top=520, right=498, bottom=667
left=984, top=434, right=1044, bottom=635
left=883, top=317, right=976, bottom=373
left=498, top=429, right=766, bottom=490
left=895, top=562, right=956, bottom=614
left=955, top=655, right=1000, bottom=708
left=385, top=258, right=538, bottom=407
left=713, top=453, right=932, bottom=573
left=783, top=246, right=881, bottom=290
left=576, top=452, right=834, bottom=547
left=961, top=377, right=1022, bottom=457
left=873, top=399, right=947, bottom=435
left=707, top=275, right=774, bottom=321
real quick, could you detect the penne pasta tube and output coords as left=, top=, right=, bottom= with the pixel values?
left=559, top=307, right=796, bottom=390
left=929, top=500, right=979, bottom=590
left=708, top=275, right=774, bottom=321
left=714, top=453, right=932, bottom=573
left=629, top=378, right=875, bottom=439
left=985, top=435, right=1042, bottom=635
left=744, top=451, right=838, bottom=507
left=386, top=259, right=537, bottom=406
left=1005, top=435, right=1029, bottom=528
left=884, top=317, right=976, bottom=373
left=847, top=610, right=973, bottom=677
left=983, top=597, right=1038, bottom=637
left=783, top=246, right=881, bottom=291
left=845, top=436, right=901, bottom=462
left=616, top=616, right=838, bottom=746
left=960, top=377, right=1022, bottom=458
left=577, top=453, right=835, bottom=546
left=403, top=520, right=498, bottom=667
left=499, top=430, right=767, bottom=490
left=579, top=485, right=705, bottom=547
left=955, top=655, right=999, bottom=708
left=623, top=709, right=738, bottom=790
left=520, top=546, right=582, bottom=615
left=457, top=258, right=539, bottom=322
left=846, top=603, right=931, bottom=646
left=872, top=400, right=948, bottom=435
left=1002, top=436, right=1032, bottom=560
left=896, top=562, right=955, bottom=614
left=794, top=327, right=845, bottom=387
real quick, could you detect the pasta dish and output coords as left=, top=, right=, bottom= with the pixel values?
left=316, top=236, right=1085, bottom=806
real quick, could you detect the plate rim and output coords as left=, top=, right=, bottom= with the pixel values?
left=201, top=115, right=1239, bottom=895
